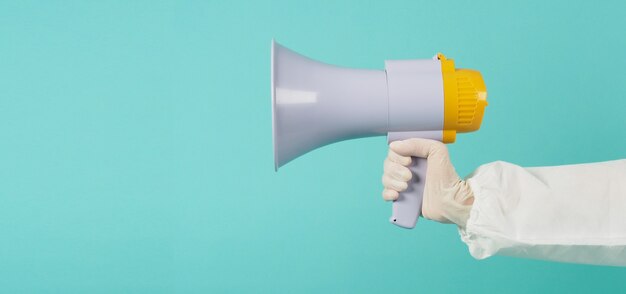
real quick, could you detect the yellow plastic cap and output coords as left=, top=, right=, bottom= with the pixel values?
left=438, top=54, right=488, bottom=143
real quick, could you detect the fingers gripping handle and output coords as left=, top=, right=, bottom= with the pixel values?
left=390, top=157, right=427, bottom=229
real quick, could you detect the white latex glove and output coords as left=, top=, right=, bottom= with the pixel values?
left=382, top=138, right=474, bottom=227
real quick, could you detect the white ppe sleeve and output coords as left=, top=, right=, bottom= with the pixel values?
left=459, top=159, right=626, bottom=266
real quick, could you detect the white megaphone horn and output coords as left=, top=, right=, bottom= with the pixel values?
left=271, top=40, right=487, bottom=229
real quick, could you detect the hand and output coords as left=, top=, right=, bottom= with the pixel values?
left=382, top=138, right=474, bottom=227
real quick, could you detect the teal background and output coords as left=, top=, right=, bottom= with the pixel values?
left=1, top=0, right=625, bottom=292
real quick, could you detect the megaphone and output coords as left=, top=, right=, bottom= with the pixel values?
left=271, top=40, right=487, bottom=229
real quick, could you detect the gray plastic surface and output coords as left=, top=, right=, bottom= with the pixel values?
left=387, top=131, right=441, bottom=229
left=272, top=40, right=388, bottom=169
left=390, top=157, right=427, bottom=229
left=385, top=59, right=444, bottom=131
left=271, top=40, right=446, bottom=229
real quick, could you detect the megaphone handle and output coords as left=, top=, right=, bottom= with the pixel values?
left=390, top=156, right=427, bottom=229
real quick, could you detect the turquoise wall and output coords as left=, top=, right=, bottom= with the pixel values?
left=1, top=0, right=625, bottom=292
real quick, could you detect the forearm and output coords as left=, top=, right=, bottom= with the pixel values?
left=459, top=159, right=626, bottom=266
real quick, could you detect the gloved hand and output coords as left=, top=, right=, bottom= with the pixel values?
left=382, top=138, right=475, bottom=227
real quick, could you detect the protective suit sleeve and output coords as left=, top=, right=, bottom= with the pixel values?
left=459, top=159, right=626, bottom=266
